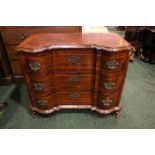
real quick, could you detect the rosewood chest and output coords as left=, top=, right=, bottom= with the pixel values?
left=16, top=33, right=133, bottom=117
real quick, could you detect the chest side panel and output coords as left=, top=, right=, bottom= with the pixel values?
left=96, top=50, right=130, bottom=111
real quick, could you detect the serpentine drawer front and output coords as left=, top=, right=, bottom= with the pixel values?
left=16, top=33, right=133, bottom=117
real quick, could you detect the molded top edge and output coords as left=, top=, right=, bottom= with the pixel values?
left=16, top=33, right=133, bottom=53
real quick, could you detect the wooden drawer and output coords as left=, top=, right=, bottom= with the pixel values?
left=24, top=55, right=51, bottom=74
left=97, top=91, right=119, bottom=109
left=56, top=75, right=94, bottom=86
left=28, top=72, right=54, bottom=81
left=56, top=85, right=93, bottom=92
left=99, top=70, right=123, bottom=91
left=53, top=49, right=96, bottom=69
left=3, top=26, right=81, bottom=44
left=57, top=92, right=93, bottom=103
left=34, top=94, right=56, bottom=109
left=53, top=49, right=94, bottom=55
left=59, top=102, right=91, bottom=105
left=101, top=52, right=127, bottom=72
left=55, top=66, right=95, bottom=72
left=54, top=54, right=95, bottom=70
left=30, top=77, right=55, bottom=96
left=56, top=70, right=95, bottom=75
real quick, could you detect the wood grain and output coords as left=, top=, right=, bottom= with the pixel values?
left=16, top=33, right=133, bottom=53
left=17, top=33, right=133, bottom=117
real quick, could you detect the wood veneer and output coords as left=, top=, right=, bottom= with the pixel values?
left=16, top=33, right=133, bottom=117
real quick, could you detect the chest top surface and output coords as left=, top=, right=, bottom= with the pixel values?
left=16, top=33, right=133, bottom=53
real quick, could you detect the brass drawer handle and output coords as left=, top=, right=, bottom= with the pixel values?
left=69, top=92, right=80, bottom=99
left=28, top=62, right=41, bottom=72
left=67, top=55, right=80, bottom=64
left=102, top=99, right=113, bottom=106
left=37, top=100, right=48, bottom=107
left=103, top=81, right=115, bottom=90
left=33, top=82, right=44, bottom=91
left=69, top=76, right=80, bottom=83
left=106, top=60, right=119, bottom=70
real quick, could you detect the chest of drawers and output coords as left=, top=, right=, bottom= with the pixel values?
left=16, top=33, right=133, bottom=117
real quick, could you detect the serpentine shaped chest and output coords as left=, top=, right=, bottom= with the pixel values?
left=16, top=33, right=133, bottom=117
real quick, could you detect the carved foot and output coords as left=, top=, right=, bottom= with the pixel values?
left=31, top=111, right=38, bottom=117
left=112, top=108, right=121, bottom=118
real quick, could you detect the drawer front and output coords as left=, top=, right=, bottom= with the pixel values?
left=100, top=70, right=123, bottom=91
left=56, top=75, right=94, bottom=86
left=59, top=102, right=91, bottom=105
left=54, top=54, right=95, bottom=68
left=101, top=57, right=125, bottom=71
left=53, top=49, right=94, bottom=55
left=56, top=70, right=95, bottom=75
left=101, top=52, right=127, bottom=71
left=25, top=55, right=51, bottom=74
left=57, top=92, right=93, bottom=103
left=3, top=26, right=81, bottom=44
left=30, top=78, right=55, bottom=96
left=56, top=85, right=93, bottom=92
left=97, top=91, right=119, bottom=109
left=53, top=49, right=96, bottom=69
left=34, top=94, right=56, bottom=109
left=28, top=72, right=54, bottom=81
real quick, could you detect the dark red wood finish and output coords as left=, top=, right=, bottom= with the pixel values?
left=16, top=33, right=133, bottom=117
